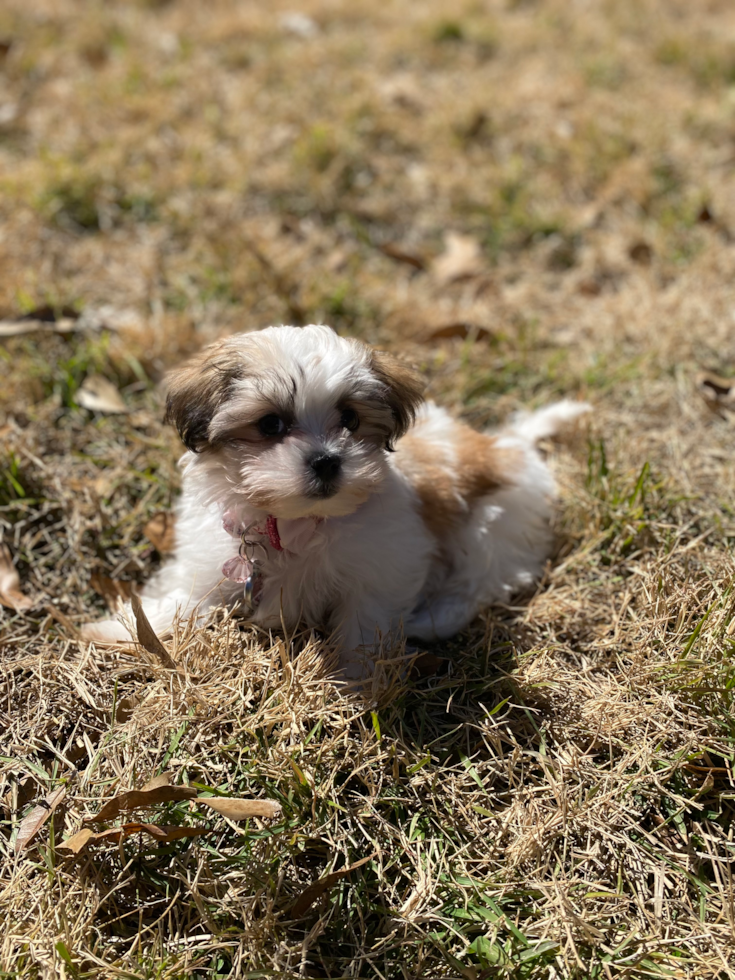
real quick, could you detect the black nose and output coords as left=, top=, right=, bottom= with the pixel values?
left=309, top=453, right=341, bottom=482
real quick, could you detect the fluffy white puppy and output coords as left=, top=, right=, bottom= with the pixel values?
left=84, top=325, right=588, bottom=676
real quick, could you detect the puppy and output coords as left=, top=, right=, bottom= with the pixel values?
left=84, top=325, right=588, bottom=677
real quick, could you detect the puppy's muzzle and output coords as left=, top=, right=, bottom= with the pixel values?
left=308, top=452, right=341, bottom=497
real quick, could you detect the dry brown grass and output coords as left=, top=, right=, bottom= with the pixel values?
left=3, top=0, right=735, bottom=976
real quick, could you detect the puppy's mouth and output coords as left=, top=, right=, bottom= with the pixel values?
left=306, top=481, right=340, bottom=500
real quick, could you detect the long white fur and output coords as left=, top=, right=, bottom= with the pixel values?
left=84, top=326, right=588, bottom=677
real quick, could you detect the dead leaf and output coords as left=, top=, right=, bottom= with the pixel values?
left=410, top=652, right=447, bottom=678
left=430, top=232, right=484, bottom=285
left=279, top=12, right=319, bottom=38
left=113, top=695, right=138, bottom=724
left=89, top=572, right=135, bottom=612
left=196, top=797, right=282, bottom=820
left=55, top=827, right=95, bottom=854
left=0, top=544, right=34, bottom=612
left=57, top=822, right=205, bottom=854
left=143, top=512, right=176, bottom=554
left=699, top=372, right=735, bottom=399
left=14, top=786, right=67, bottom=854
left=130, top=592, right=178, bottom=670
left=427, top=322, right=492, bottom=342
left=379, top=242, right=426, bottom=270
left=141, top=772, right=175, bottom=792
left=85, top=779, right=197, bottom=823
left=76, top=375, right=127, bottom=414
left=698, top=371, right=735, bottom=413
left=378, top=74, right=425, bottom=112
left=629, top=241, right=653, bottom=266
left=289, top=853, right=375, bottom=918
left=578, top=277, right=603, bottom=297
left=1, top=776, right=35, bottom=819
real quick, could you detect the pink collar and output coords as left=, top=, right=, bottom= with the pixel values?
left=222, top=509, right=323, bottom=557
left=221, top=509, right=323, bottom=589
left=264, top=514, right=283, bottom=551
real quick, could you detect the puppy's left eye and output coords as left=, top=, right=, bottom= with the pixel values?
left=258, top=414, right=288, bottom=437
left=340, top=408, right=359, bottom=432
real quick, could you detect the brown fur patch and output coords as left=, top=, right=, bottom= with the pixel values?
left=397, top=420, right=522, bottom=540
left=163, top=339, right=244, bottom=452
left=369, top=349, right=426, bottom=448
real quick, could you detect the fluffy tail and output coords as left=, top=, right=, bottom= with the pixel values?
left=506, top=399, right=591, bottom=444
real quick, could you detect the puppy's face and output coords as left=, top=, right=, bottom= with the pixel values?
left=164, top=325, right=425, bottom=518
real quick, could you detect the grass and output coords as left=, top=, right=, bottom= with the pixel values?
left=3, top=0, right=735, bottom=976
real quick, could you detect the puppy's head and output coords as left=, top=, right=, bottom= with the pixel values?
left=164, top=325, right=425, bottom=518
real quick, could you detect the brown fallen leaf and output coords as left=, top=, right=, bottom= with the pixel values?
left=628, top=240, right=653, bottom=266
left=85, top=779, right=197, bottom=823
left=76, top=375, right=127, bottom=414
left=427, top=321, right=492, bottom=342
left=379, top=242, right=426, bottom=270
left=57, top=822, right=205, bottom=854
left=430, top=232, right=484, bottom=285
left=698, top=371, right=735, bottom=416
left=699, top=371, right=735, bottom=400
left=89, top=572, right=135, bottom=612
left=1, top=776, right=35, bottom=819
left=113, top=695, right=138, bottom=724
left=196, top=797, right=282, bottom=820
left=14, top=786, right=67, bottom=854
left=0, top=543, right=34, bottom=612
left=410, top=651, right=447, bottom=678
left=141, top=771, right=175, bottom=792
left=143, top=512, right=176, bottom=554
left=289, top=853, right=375, bottom=918
left=55, top=827, right=95, bottom=854
left=130, top=592, right=178, bottom=670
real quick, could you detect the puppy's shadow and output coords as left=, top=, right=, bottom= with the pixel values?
left=365, top=607, right=548, bottom=765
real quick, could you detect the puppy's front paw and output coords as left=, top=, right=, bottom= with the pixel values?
left=81, top=618, right=134, bottom=645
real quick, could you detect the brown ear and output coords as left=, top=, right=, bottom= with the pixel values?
left=163, top=341, right=243, bottom=452
left=370, top=349, right=426, bottom=448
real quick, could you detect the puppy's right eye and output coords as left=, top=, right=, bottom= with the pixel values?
left=258, top=414, right=287, bottom=437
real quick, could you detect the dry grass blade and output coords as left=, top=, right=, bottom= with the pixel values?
left=0, top=318, right=77, bottom=337
left=85, top=782, right=197, bottom=823
left=196, top=797, right=282, bottom=820
left=0, top=544, right=34, bottom=611
left=290, top=853, right=376, bottom=918
left=14, top=787, right=66, bottom=854
left=130, top=592, right=178, bottom=670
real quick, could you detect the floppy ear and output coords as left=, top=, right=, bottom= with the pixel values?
left=370, top=349, right=426, bottom=448
left=163, top=341, right=243, bottom=452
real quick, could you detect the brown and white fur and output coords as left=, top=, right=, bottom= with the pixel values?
left=83, top=324, right=588, bottom=677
